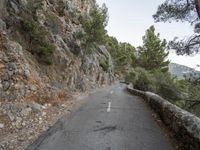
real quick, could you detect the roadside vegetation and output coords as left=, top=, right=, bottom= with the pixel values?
left=124, top=25, right=200, bottom=117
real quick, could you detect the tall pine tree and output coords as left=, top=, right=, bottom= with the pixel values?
left=137, top=26, right=169, bottom=72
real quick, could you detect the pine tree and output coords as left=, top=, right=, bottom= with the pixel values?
left=137, top=26, right=169, bottom=72
left=79, top=3, right=108, bottom=53
left=153, top=0, right=200, bottom=54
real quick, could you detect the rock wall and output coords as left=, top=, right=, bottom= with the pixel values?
left=0, top=0, right=114, bottom=139
left=0, top=0, right=114, bottom=102
left=127, top=84, right=200, bottom=150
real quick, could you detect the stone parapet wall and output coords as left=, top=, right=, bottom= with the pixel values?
left=127, top=84, right=200, bottom=150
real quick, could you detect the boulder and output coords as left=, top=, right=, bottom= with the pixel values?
left=31, top=103, right=43, bottom=112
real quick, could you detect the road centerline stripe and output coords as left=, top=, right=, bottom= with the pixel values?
left=107, top=102, right=111, bottom=112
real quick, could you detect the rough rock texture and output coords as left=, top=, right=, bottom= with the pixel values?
left=127, top=84, right=200, bottom=150
left=0, top=0, right=114, bottom=149
left=0, top=0, right=114, bottom=102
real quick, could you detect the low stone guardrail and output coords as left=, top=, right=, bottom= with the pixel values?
left=127, top=83, right=200, bottom=150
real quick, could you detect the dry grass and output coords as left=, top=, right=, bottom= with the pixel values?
left=26, top=90, right=71, bottom=106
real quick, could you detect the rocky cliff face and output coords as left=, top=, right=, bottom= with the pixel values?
left=0, top=0, right=114, bottom=102
left=0, top=0, right=114, bottom=149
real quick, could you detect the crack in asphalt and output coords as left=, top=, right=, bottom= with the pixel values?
left=93, top=125, right=117, bottom=133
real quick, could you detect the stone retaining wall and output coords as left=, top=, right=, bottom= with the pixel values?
left=127, top=84, right=200, bottom=150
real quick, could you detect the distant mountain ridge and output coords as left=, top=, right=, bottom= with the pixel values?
left=169, top=63, right=200, bottom=79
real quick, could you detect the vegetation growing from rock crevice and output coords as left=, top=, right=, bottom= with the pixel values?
left=19, top=0, right=55, bottom=65
left=20, top=17, right=55, bottom=64
left=99, top=56, right=109, bottom=72
left=78, top=3, right=108, bottom=54
left=56, top=0, right=66, bottom=16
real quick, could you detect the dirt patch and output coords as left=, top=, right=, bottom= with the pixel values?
left=0, top=88, right=95, bottom=150
left=0, top=100, right=74, bottom=150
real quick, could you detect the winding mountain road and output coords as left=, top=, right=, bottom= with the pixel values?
left=27, top=83, right=174, bottom=150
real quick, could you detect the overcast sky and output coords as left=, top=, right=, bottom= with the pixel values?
left=97, top=0, right=200, bottom=70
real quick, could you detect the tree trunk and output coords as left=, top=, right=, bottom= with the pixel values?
left=195, top=0, right=200, bottom=19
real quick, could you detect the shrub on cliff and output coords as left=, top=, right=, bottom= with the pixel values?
left=20, top=17, right=55, bottom=64
left=99, top=56, right=109, bottom=73
left=19, top=0, right=55, bottom=65
left=78, top=4, right=108, bottom=53
left=56, top=0, right=65, bottom=16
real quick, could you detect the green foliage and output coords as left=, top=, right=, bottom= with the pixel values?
left=56, top=0, right=65, bottom=16
left=125, top=68, right=181, bottom=101
left=132, top=67, right=155, bottom=91
left=38, top=43, right=55, bottom=56
left=153, top=0, right=200, bottom=54
left=106, top=36, right=137, bottom=74
left=152, top=0, right=200, bottom=115
left=81, top=0, right=86, bottom=4
left=153, top=70, right=181, bottom=101
left=126, top=67, right=200, bottom=116
left=125, top=68, right=137, bottom=84
left=20, top=16, right=55, bottom=64
left=137, top=26, right=169, bottom=71
left=176, top=77, right=200, bottom=116
left=20, top=19, right=36, bottom=33
left=26, top=0, right=44, bottom=14
left=99, top=56, right=109, bottom=72
left=153, top=0, right=197, bottom=24
left=78, top=4, right=108, bottom=53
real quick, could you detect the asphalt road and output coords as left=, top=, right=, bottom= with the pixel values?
left=27, top=83, right=174, bottom=150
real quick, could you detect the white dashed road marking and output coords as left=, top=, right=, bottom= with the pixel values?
left=107, top=102, right=111, bottom=112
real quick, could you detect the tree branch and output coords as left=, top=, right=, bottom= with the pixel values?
left=195, top=0, right=200, bottom=18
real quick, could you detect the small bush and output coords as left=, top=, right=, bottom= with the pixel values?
left=26, top=0, right=44, bottom=13
left=133, top=67, right=156, bottom=91
left=20, top=17, right=55, bottom=64
left=78, top=4, right=108, bottom=54
left=153, top=71, right=181, bottom=101
left=125, top=67, right=181, bottom=101
left=38, top=43, right=55, bottom=56
left=21, top=20, right=36, bottom=33
left=100, top=56, right=109, bottom=72
left=125, top=69, right=137, bottom=84
left=56, top=0, right=65, bottom=16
